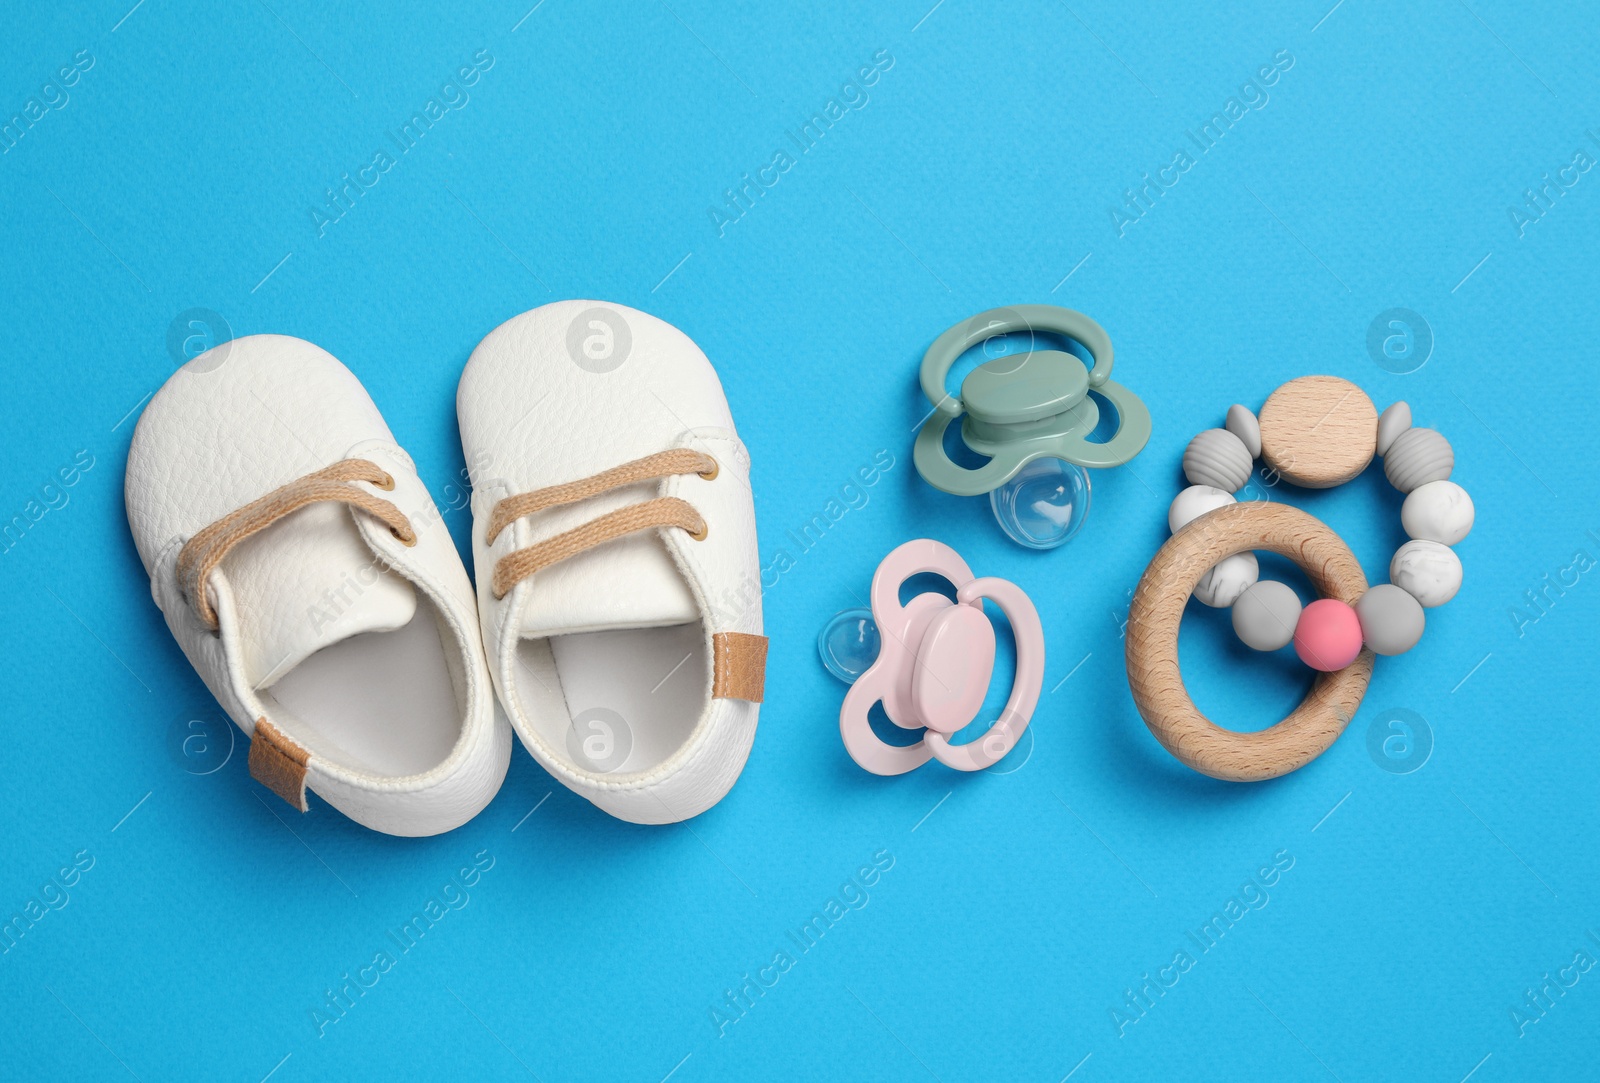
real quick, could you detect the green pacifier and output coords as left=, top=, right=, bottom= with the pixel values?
left=913, top=305, right=1152, bottom=507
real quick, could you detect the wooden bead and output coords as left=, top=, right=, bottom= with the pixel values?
left=1127, top=501, right=1373, bottom=782
left=1258, top=376, right=1378, bottom=488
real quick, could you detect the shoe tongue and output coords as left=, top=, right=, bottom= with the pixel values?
left=224, top=501, right=417, bottom=688
left=515, top=485, right=698, bottom=639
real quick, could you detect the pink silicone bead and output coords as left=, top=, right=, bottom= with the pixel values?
left=1293, top=598, right=1364, bottom=672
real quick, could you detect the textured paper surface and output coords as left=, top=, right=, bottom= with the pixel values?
left=1, top=1, right=1596, bottom=1078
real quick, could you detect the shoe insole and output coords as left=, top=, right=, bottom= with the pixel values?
left=269, top=608, right=461, bottom=777
left=523, top=622, right=705, bottom=775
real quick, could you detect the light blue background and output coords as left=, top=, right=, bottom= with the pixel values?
left=3, top=1, right=1598, bottom=1079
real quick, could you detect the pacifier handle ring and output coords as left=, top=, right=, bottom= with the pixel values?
left=924, top=576, right=1046, bottom=772
left=919, top=304, right=1115, bottom=418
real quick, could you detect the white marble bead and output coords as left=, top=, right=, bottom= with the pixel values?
left=1401, top=480, right=1474, bottom=545
left=1194, top=551, right=1259, bottom=608
left=1226, top=404, right=1262, bottom=458
left=1183, top=428, right=1254, bottom=492
left=1376, top=401, right=1411, bottom=456
left=1169, top=485, right=1235, bottom=533
left=1390, top=539, right=1463, bottom=607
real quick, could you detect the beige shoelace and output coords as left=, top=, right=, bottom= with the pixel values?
left=488, top=448, right=717, bottom=599
left=176, top=458, right=415, bottom=630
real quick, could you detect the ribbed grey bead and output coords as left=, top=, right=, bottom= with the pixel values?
left=1225, top=404, right=1262, bottom=458
left=1383, top=427, right=1453, bottom=492
left=1183, top=428, right=1253, bottom=492
left=1355, top=584, right=1426, bottom=655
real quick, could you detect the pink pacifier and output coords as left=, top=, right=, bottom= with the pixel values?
left=837, top=539, right=1045, bottom=775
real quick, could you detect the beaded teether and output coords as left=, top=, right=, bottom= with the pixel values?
left=913, top=306, right=1151, bottom=546
left=836, top=539, right=1045, bottom=775
left=1127, top=376, right=1472, bottom=781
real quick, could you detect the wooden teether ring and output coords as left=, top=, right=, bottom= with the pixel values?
left=1125, top=501, right=1374, bottom=781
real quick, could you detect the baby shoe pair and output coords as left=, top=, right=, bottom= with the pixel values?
left=125, top=302, right=766, bottom=836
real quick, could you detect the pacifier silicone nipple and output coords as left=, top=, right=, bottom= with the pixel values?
left=989, top=457, right=1091, bottom=549
left=817, top=607, right=880, bottom=683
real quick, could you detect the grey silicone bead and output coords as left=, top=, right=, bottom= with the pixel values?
left=1355, top=583, right=1426, bottom=656
left=1183, top=428, right=1253, bottom=492
left=1383, top=427, right=1453, bottom=492
left=1376, top=401, right=1411, bottom=456
left=1225, top=404, right=1262, bottom=458
left=1231, top=579, right=1302, bottom=651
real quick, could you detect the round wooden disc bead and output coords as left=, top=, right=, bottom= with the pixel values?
left=1258, top=376, right=1378, bottom=488
left=1126, top=501, right=1374, bottom=782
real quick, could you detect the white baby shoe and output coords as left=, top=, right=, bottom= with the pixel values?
left=126, top=335, right=511, bottom=836
left=457, top=301, right=767, bottom=824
